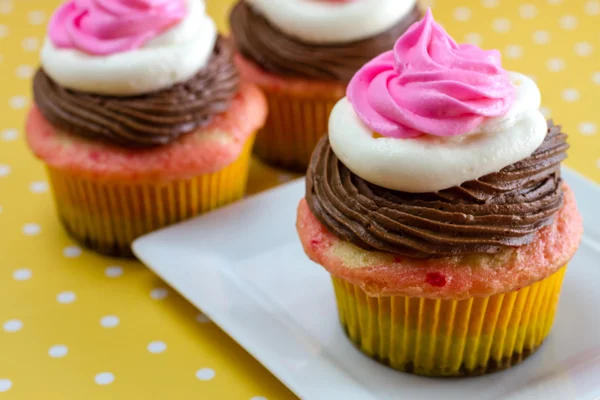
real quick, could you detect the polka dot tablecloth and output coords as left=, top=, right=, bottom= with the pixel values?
left=0, top=0, right=598, bottom=398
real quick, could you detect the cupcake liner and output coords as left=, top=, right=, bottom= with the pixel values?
left=47, top=136, right=255, bottom=258
left=253, top=89, right=340, bottom=172
left=332, top=266, right=567, bottom=377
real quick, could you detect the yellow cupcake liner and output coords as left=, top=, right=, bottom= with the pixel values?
left=253, top=89, right=340, bottom=172
left=332, top=266, right=567, bottom=377
left=46, top=136, right=255, bottom=258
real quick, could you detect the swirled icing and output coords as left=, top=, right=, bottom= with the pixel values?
left=329, top=9, right=547, bottom=192
left=347, top=9, right=515, bottom=139
left=41, top=0, right=216, bottom=96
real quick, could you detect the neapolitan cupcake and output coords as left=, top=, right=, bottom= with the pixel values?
left=26, top=0, right=267, bottom=257
left=297, top=10, right=583, bottom=376
left=229, top=0, right=422, bottom=171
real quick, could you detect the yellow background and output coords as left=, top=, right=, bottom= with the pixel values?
left=0, top=0, right=598, bottom=398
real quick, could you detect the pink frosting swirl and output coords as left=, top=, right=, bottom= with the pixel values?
left=347, top=9, right=515, bottom=138
left=48, top=0, right=187, bottom=56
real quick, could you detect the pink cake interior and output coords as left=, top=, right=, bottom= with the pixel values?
left=297, top=184, right=583, bottom=299
left=235, top=54, right=347, bottom=97
left=26, top=83, right=267, bottom=183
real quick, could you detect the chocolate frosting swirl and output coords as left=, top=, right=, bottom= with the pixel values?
left=306, top=122, right=569, bottom=258
left=229, top=1, right=422, bottom=82
left=33, top=37, right=240, bottom=148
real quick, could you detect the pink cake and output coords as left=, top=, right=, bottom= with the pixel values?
left=297, top=184, right=582, bottom=300
left=235, top=54, right=346, bottom=98
left=27, top=83, right=266, bottom=182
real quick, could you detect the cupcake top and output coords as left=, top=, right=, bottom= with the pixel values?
left=306, top=9, right=569, bottom=259
left=33, top=0, right=240, bottom=147
left=229, top=0, right=422, bottom=82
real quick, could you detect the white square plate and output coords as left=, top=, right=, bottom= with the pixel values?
left=133, top=168, right=600, bottom=400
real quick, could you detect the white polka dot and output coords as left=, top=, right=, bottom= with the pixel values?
left=593, top=72, right=600, bottom=85
left=27, top=10, right=46, bottom=25
left=540, top=107, right=552, bottom=118
left=548, top=0, right=563, bottom=4
left=150, top=288, right=168, bottom=300
left=57, top=291, right=76, bottom=304
left=453, top=7, right=472, bottom=22
left=0, top=164, right=11, bottom=177
left=21, top=37, right=39, bottom=52
left=0, top=1, right=12, bottom=15
left=504, top=45, right=523, bottom=59
left=597, top=158, right=600, bottom=169
left=147, top=341, right=167, bottom=354
left=579, top=122, right=597, bottom=135
left=533, top=30, right=551, bottom=44
left=95, top=372, right=114, bottom=385
left=559, top=15, right=578, bottom=30
left=575, top=42, right=594, bottom=57
left=2, top=128, right=18, bottom=141
left=546, top=58, right=565, bottom=72
left=0, top=205, right=3, bottom=214
left=29, top=181, right=48, bottom=193
left=13, top=268, right=32, bottom=281
left=562, top=89, right=580, bottom=102
left=9, top=96, right=27, bottom=109
left=0, top=24, right=8, bottom=38
left=22, top=223, right=41, bottom=236
left=48, top=344, right=68, bottom=358
left=105, top=266, right=123, bottom=278
left=100, top=315, right=119, bottom=328
left=251, top=397, right=268, bottom=400
left=63, top=246, right=82, bottom=258
left=481, top=0, right=499, bottom=7
left=492, top=18, right=511, bottom=33
left=3, top=319, right=22, bottom=332
left=464, top=32, right=483, bottom=46
left=0, top=379, right=12, bottom=393
left=519, top=4, right=538, bottom=19
left=196, top=313, right=210, bottom=323
left=585, top=0, right=600, bottom=15
left=15, top=65, right=34, bottom=79
left=195, top=368, right=215, bottom=381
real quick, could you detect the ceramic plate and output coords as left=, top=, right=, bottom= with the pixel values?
left=133, top=168, right=600, bottom=400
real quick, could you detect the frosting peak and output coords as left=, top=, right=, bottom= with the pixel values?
left=348, top=8, right=516, bottom=138
left=41, top=0, right=217, bottom=96
left=49, top=0, right=187, bottom=56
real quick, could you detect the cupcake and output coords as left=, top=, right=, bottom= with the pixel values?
left=26, top=0, right=267, bottom=257
left=230, top=0, right=422, bottom=171
left=297, top=10, right=583, bottom=376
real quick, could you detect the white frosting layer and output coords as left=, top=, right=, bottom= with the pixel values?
left=328, top=72, right=548, bottom=193
left=245, top=0, right=418, bottom=44
left=40, top=0, right=216, bottom=96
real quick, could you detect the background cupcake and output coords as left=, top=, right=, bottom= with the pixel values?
left=297, top=10, right=583, bottom=376
left=230, top=0, right=422, bottom=171
left=26, top=0, right=267, bottom=257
